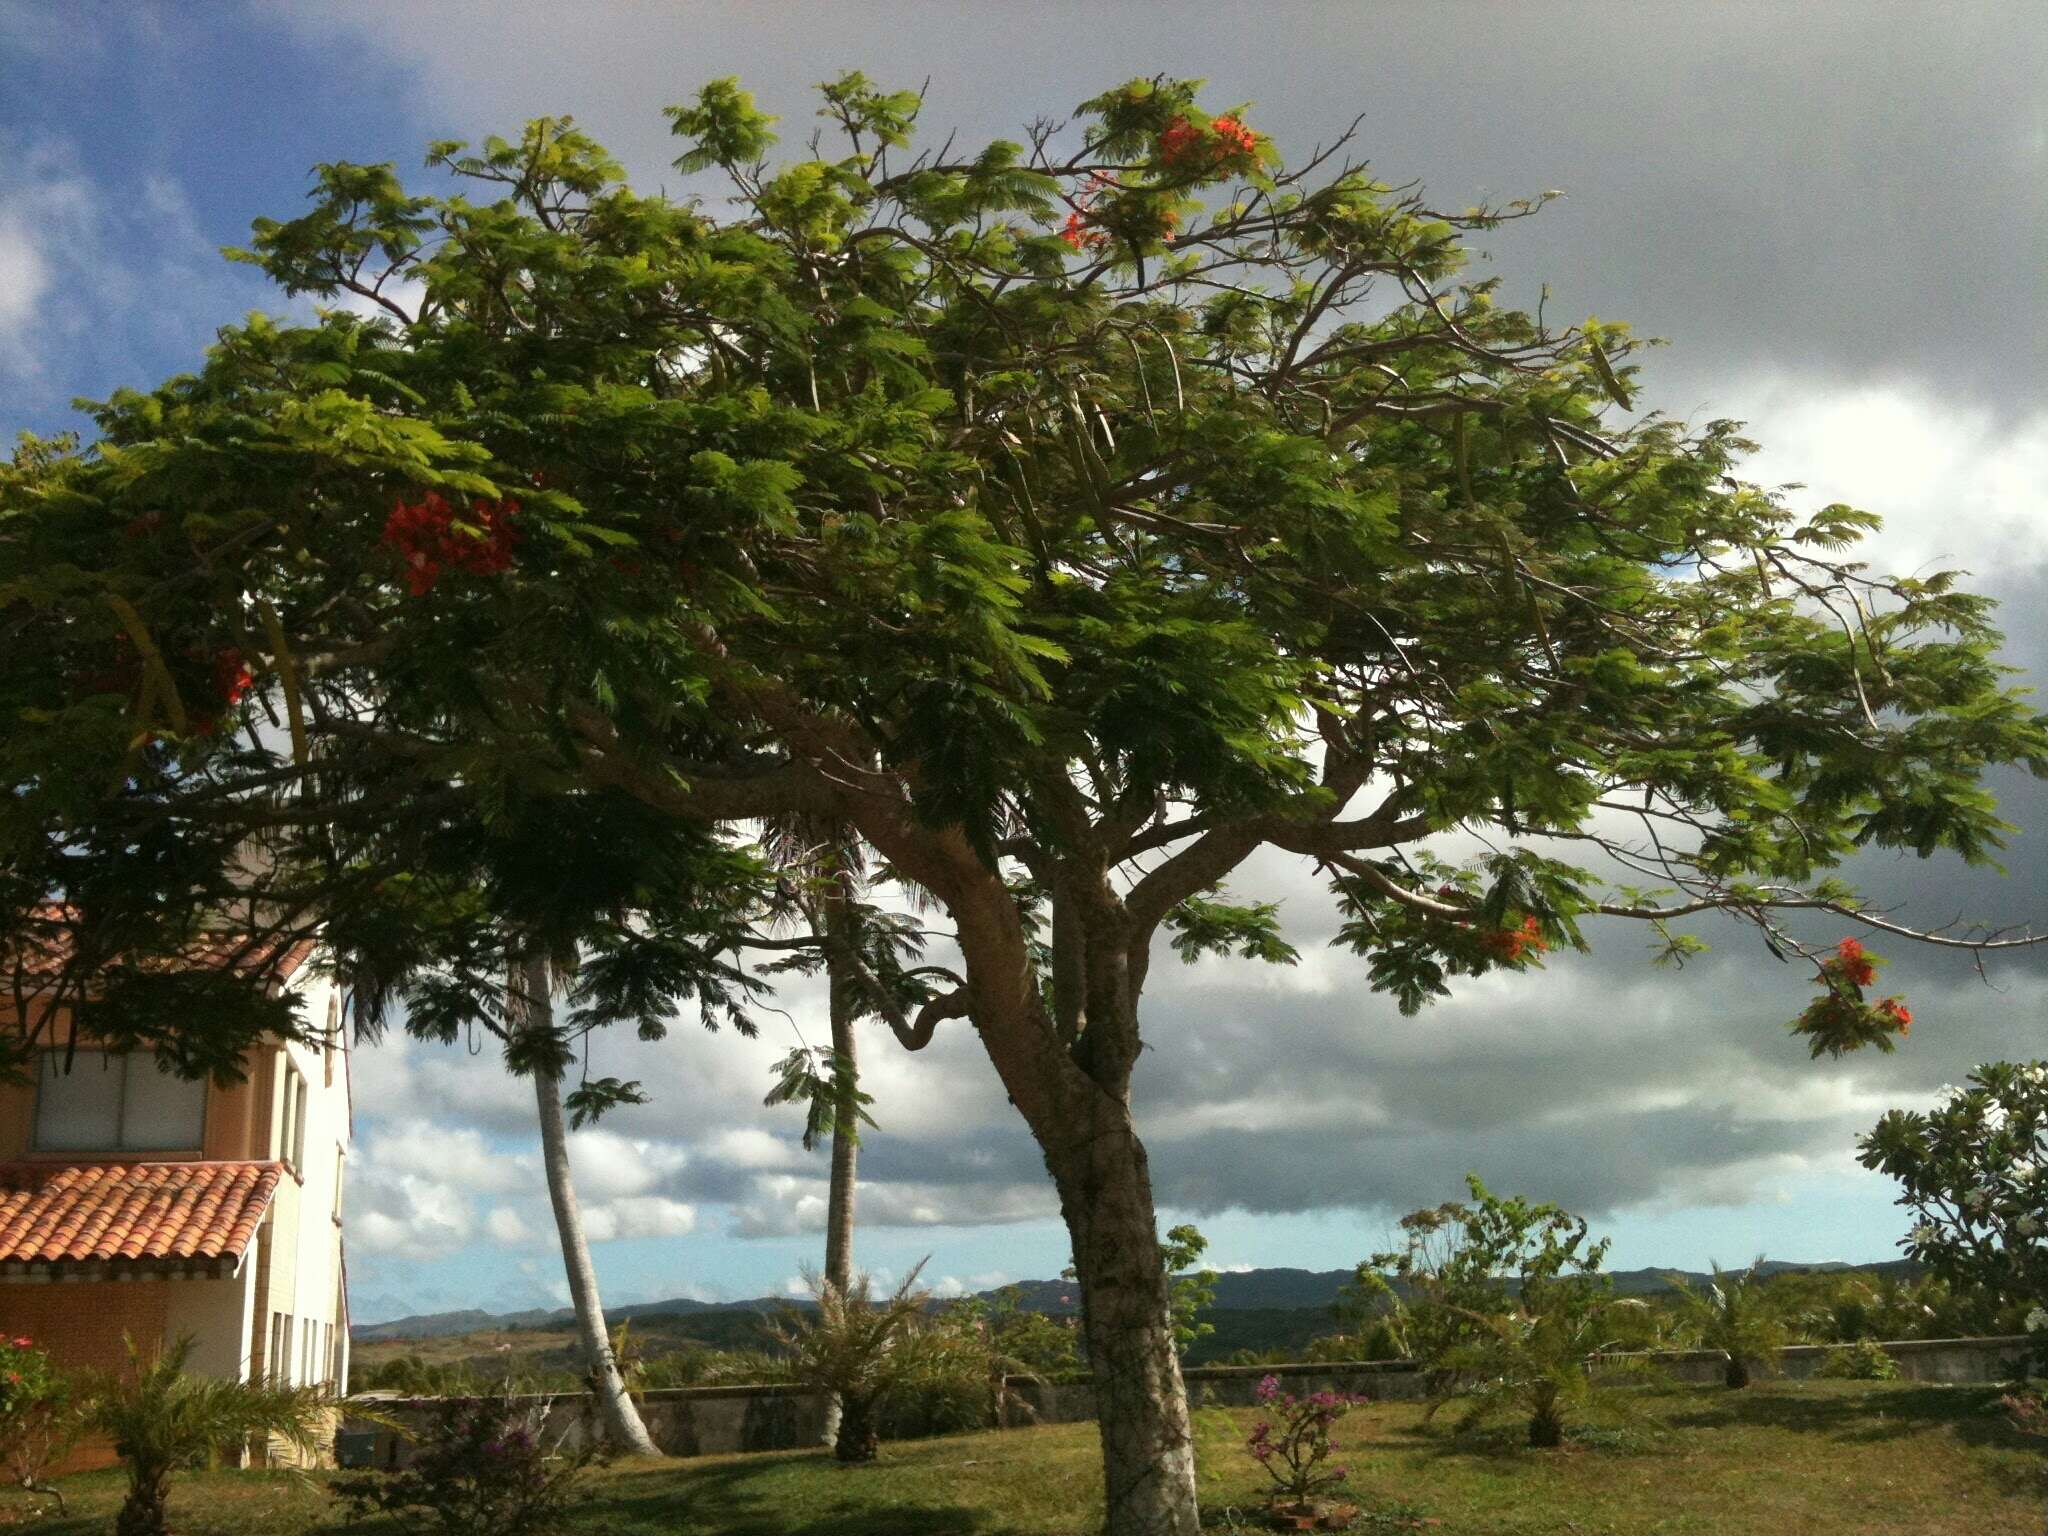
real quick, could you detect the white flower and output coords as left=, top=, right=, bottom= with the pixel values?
left=2028, top=1307, right=2048, bottom=1334
left=2011, top=1159, right=2037, bottom=1180
left=1910, top=1223, right=1939, bottom=1245
left=1966, top=1187, right=1993, bottom=1209
left=2016, top=1213, right=2041, bottom=1238
left=1985, top=1104, right=2011, bottom=1133
left=2025, top=1065, right=2048, bottom=1086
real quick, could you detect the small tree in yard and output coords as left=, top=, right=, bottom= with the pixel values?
left=12, top=70, right=2048, bottom=1536
left=0, top=1334, right=78, bottom=1513
left=1664, top=1258, right=1788, bottom=1388
left=1860, top=1062, right=2048, bottom=1324
left=82, top=1334, right=334, bottom=1536
left=1163, top=1225, right=1220, bottom=1357
left=769, top=1265, right=935, bottom=1462
left=1373, top=1177, right=1640, bottom=1447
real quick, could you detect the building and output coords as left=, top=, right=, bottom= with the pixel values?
left=0, top=934, right=350, bottom=1465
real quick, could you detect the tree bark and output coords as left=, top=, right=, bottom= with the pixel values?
left=1528, top=1384, right=1564, bottom=1447
left=1044, top=1085, right=1200, bottom=1535
left=516, top=955, right=661, bottom=1458
left=820, top=883, right=859, bottom=1449
left=822, top=884, right=860, bottom=1291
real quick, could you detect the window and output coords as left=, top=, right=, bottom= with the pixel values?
left=34, top=1052, right=206, bottom=1153
left=324, top=992, right=339, bottom=1088
left=276, top=1061, right=308, bottom=1173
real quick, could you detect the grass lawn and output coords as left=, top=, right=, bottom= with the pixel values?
left=3, top=1381, right=2041, bottom=1534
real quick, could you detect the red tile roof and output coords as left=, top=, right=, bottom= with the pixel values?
left=6, top=904, right=317, bottom=986
left=0, top=1162, right=283, bottom=1265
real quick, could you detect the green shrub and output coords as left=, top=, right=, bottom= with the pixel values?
left=1370, top=1176, right=1656, bottom=1447
left=81, top=1334, right=338, bottom=1536
left=1817, top=1339, right=1901, bottom=1380
left=0, top=1333, right=78, bottom=1511
left=335, top=1395, right=598, bottom=1536
left=1666, top=1259, right=1789, bottom=1388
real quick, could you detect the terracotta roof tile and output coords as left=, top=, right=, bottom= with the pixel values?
left=6, top=904, right=317, bottom=986
left=0, top=1162, right=283, bottom=1265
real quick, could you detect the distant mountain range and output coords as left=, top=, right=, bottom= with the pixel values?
left=352, top=1258, right=1915, bottom=1344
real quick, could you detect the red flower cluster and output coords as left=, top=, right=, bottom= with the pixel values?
left=1060, top=210, right=1109, bottom=251
left=1791, top=935, right=1913, bottom=1056
left=1834, top=937, right=1877, bottom=987
left=213, top=647, right=253, bottom=707
left=382, top=491, right=522, bottom=596
left=1157, top=113, right=1259, bottom=174
left=1481, top=915, right=1548, bottom=963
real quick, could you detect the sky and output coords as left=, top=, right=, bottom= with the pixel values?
left=3, top=1, right=2046, bottom=1324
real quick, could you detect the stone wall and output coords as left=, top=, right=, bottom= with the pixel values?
left=343, top=1333, right=2035, bottom=1466
left=344, top=1382, right=835, bottom=1468
left=1008, top=1335, right=2037, bottom=1426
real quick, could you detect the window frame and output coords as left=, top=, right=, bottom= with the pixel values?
left=30, top=1050, right=209, bottom=1156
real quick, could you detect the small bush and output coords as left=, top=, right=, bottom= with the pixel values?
left=1817, top=1339, right=1900, bottom=1380
left=1245, top=1373, right=1370, bottom=1509
left=0, top=1334, right=78, bottom=1510
left=768, top=1266, right=936, bottom=1461
left=81, top=1334, right=335, bottom=1536
left=1303, top=1321, right=1406, bottom=1364
left=335, top=1396, right=599, bottom=1536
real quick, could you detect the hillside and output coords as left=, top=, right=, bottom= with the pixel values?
left=351, top=1257, right=1922, bottom=1374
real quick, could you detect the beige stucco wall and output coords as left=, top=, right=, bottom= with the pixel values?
left=249, top=966, right=351, bottom=1392
left=161, top=1273, right=256, bottom=1380
left=0, top=957, right=352, bottom=1400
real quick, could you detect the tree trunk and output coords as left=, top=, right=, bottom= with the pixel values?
left=115, top=1469, right=169, bottom=1536
left=1047, top=1097, right=1200, bottom=1536
left=1725, top=1353, right=1751, bottom=1390
left=1528, top=1385, right=1564, bottom=1448
left=834, top=1391, right=880, bottom=1462
left=822, top=898, right=859, bottom=1291
left=516, top=956, right=661, bottom=1458
left=820, top=884, right=859, bottom=1449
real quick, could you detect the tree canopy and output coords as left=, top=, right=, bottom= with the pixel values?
left=4, top=72, right=2045, bottom=1535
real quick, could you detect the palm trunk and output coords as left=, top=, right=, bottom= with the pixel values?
left=1725, top=1353, right=1751, bottom=1389
left=115, top=1468, right=170, bottom=1536
left=820, top=884, right=859, bottom=1449
left=516, top=955, right=660, bottom=1458
left=822, top=901, right=859, bottom=1290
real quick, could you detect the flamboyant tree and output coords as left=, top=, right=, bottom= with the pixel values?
left=5, top=75, right=2047, bottom=1534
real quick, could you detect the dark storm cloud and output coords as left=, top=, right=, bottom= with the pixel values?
left=290, top=0, right=2047, bottom=409
left=272, top=3, right=2048, bottom=1277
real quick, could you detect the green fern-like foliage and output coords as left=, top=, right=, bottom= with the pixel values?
left=81, top=1334, right=341, bottom=1536
left=1664, top=1257, right=1790, bottom=1387
left=766, top=1266, right=936, bottom=1462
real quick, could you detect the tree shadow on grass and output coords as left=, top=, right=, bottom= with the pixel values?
left=575, top=1454, right=996, bottom=1536
left=1658, top=1383, right=2030, bottom=1449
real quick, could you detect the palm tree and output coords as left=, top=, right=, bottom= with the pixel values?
left=81, top=1334, right=335, bottom=1536
left=758, top=821, right=957, bottom=1445
left=767, top=1264, right=935, bottom=1462
left=1666, top=1257, right=1789, bottom=1389
left=509, top=951, right=660, bottom=1456
left=1428, top=1298, right=1639, bottom=1447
